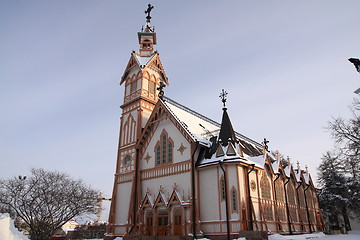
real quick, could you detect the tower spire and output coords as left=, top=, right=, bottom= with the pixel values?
left=218, top=90, right=237, bottom=146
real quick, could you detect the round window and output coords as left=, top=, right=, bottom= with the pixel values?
left=124, top=155, right=131, bottom=165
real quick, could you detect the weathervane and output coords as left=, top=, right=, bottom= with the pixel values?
left=219, top=89, right=228, bottom=108
left=263, top=138, right=269, bottom=152
left=157, top=81, right=166, bottom=100
left=145, top=3, right=154, bottom=23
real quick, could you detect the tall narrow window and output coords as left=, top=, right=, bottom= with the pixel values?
left=221, top=178, right=226, bottom=201
left=275, top=180, right=285, bottom=202
left=231, top=189, right=237, bottom=212
left=261, top=175, right=271, bottom=200
left=168, top=142, right=173, bottom=163
left=162, top=134, right=167, bottom=164
left=156, top=145, right=161, bottom=165
left=149, top=81, right=156, bottom=94
left=130, top=80, right=137, bottom=93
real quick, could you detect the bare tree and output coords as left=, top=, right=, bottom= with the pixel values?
left=0, top=168, right=99, bottom=240
left=319, top=98, right=360, bottom=231
left=328, top=98, right=360, bottom=178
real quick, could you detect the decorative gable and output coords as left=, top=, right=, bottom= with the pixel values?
left=140, top=194, right=154, bottom=209
left=216, top=145, right=225, bottom=157
left=226, top=143, right=236, bottom=156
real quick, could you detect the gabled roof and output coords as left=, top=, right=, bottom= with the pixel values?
left=163, top=97, right=262, bottom=154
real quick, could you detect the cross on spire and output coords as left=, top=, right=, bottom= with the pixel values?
left=145, top=3, right=154, bottom=23
left=263, top=138, right=269, bottom=152
left=219, top=89, right=228, bottom=108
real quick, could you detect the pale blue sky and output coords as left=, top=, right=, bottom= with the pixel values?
left=1, top=1, right=359, bottom=221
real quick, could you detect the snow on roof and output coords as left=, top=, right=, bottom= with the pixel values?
left=272, top=159, right=280, bottom=174
left=247, top=155, right=266, bottom=168
left=294, top=169, right=302, bottom=182
left=163, top=97, right=262, bottom=153
left=147, top=193, right=155, bottom=206
left=164, top=98, right=220, bottom=140
left=134, top=54, right=155, bottom=68
left=303, top=172, right=310, bottom=185
left=159, top=191, right=168, bottom=206
left=284, top=166, right=291, bottom=177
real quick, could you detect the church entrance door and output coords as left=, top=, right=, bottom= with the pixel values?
left=157, top=210, right=168, bottom=235
left=146, top=211, right=153, bottom=236
left=173, top=209, right=182, bottom=235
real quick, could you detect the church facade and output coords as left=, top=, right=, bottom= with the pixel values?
left=106, top=6, right=324, bottom=239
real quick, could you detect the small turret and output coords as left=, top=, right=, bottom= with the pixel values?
left=218, top=89, right=237, bottom=146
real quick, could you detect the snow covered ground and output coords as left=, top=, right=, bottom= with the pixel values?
left=1, top=213, right=359, bottom=240
left=0, top=214, right=28, bottom=240
left=268, top=231, right=360, bottom=240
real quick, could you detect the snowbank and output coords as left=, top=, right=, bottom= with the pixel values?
left=0, top=214, right=28, bottom=240
left=269, top=230, right=360, bottom=240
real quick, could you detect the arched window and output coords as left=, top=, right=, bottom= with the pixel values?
left=154, top=130, right=173, bottom=166
left=261, top=174, right=271, bottom=200
left=261, top=173, right=273, bottom=221
left=275, top=180, right=285, bottom=202
left=287, top=184, right=296, bottom=205
left=130, top=80, right=137, bottom=93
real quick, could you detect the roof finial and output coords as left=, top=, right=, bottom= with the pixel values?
left=287, top=156, right=291, bottom=166
left=157, top=81, right=166, bottom=100
left=275, top=150, right=280, bottom=162
left=262, top=138, right=269, bottom=152
left=219, top=89, right=228, bottom=108
left=145, top=3, right=154, bottom=23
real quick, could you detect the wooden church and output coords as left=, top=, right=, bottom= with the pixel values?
left=106, top=5, right=324, bottom=239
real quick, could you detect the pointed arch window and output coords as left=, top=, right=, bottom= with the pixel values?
left=287, top=184, right=296, bottom=205
left=154, top=130, right=174, bottom=166
left=130, top=80, right=137, bottom=93
left=260, top=174, right=271, bottom=200
left=275, top=180, right=285, bottom=202
left=122, top=114, right=136, bottom=146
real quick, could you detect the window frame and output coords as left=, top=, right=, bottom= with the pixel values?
left=154, top=130, right=174, bottom=166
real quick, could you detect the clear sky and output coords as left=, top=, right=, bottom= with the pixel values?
left=1, top=1, right=359, bottom=221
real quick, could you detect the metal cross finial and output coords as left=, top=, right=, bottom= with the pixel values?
left=145, top=3, right=154, bottom=22
left=263, top=138, right=269, bottom=151
left=219, top=89, right=228, bottom=108
left=157, top=81, right=166, bottom=100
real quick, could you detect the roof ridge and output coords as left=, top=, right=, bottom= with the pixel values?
left=163, top=96, right=262, bottom=147
left=163, top=96, right=221, bottom=127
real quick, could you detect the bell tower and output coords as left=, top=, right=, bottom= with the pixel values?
left=107, top=4, right=169, bottom=238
